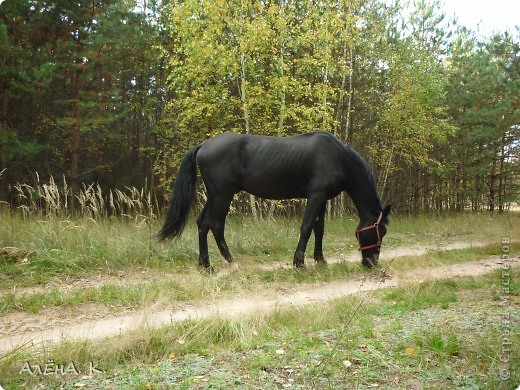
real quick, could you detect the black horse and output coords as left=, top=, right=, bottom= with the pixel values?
left=158, top=131, right=390, bottom=270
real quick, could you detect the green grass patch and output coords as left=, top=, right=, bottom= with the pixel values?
left=382, top=279, right=459, bottom=311
left=2, top=211, right=518, bottom=288
left=385, top=212, right=518, bottom=247
left=0, top=238, right=515, bottom=315
left=2, top=268, right=518, bottom=389
left=389, top=242, right=519, bottom=272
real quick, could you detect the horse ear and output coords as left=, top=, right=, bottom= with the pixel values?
left=382, top=204, right=391, bottom=221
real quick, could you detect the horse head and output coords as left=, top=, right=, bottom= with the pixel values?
left=355, top=205, right=391, bottom=267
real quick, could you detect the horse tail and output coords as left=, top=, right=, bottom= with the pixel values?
left=158, top=144, right=202, bottom=241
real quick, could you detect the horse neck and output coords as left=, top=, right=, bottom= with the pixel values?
left=346, top=185, right=381, bottom=224
left=342, top=155, right=382, bottom=224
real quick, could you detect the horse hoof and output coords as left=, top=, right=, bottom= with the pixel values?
left=362, top=258, right=378, bottom=268
left=314, top=254, right=326, bottom=265
left=316, top=259, right=327, bottom=268
left=293, top=262, right=306, bottom=271
left=199, top=264, right=214, bottom=274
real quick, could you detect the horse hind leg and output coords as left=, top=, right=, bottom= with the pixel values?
left=210, top=195, right=234, bottom=264
left=213, top=225, right=233, bottom=263
left=197, top=202, right=213, bottom=272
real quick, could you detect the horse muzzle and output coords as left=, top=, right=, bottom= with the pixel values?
left=361, top=251, right=379, bottom=268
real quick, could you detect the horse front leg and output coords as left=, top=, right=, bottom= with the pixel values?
left=313, top=203, right=327, bottom=265
left=294, top=194, right=326, bottom=269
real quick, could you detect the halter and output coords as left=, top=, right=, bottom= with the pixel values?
left=355, top=211, right=383, bottom=251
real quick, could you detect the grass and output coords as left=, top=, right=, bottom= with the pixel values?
left=1, top=212, right=518, bottom=315
left=383, top=278, right=460, bottom=311
left=384, top=212, right=518, bottom=246
left=1, top=210, right=519, bottom=387
left=1, top=241, right=516, bottom=315
left=1, top=269, right=518, bottom=389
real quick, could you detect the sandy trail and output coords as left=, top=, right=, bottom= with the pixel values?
left=2, top=241, right=487, bottom=296
left=0, top=242, right=516, bottom=356
left=250, top=240, right=489, bottom=273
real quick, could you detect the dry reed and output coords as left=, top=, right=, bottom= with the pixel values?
left=11, top=174, right=158, bottom=220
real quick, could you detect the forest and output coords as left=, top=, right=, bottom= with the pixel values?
left=1, top=0, right=519, bottom=216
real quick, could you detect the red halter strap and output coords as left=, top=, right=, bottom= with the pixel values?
left=355, top=212, right=383, bottom=251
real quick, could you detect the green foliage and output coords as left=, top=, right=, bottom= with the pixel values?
left=0, top=131, right=48, bottom=160
left=0, top=0, right=518, bottom=214
left=0, top=0, right=166, bottom=200
left=372, top=0, right=454, bottom=168
left=443, top=29, right=520, bottom=211
left=158, top=0, right=357, bottom=157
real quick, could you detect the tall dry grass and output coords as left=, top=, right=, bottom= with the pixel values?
left=7, top=173, right=311, bottom=221
left=10, top=173, right=158, bottom=221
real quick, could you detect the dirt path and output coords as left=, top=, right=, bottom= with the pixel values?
left=1, top=243, right=517, bottom=356
left=250, top=240, right=489, bottom=273
left=1, top=241, right=487, bottom=296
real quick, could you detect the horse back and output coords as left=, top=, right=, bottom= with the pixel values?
left=197, top=131, right=346, bottom=199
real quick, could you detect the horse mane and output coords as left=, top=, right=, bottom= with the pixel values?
left=346, top=146, right=388, bottom=223
left=345, top=145, right=389, bottom=222
left=314, top=131, right=386, bottom=223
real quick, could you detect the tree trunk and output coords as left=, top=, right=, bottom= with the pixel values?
left=240, top=52, right=257, bottom=219
left=345, top=45, right=354, bottom=144
left=0, top=92, right=8, bottom=200
left=70, top=56, right=83, bottom=208
left=277, top=5, right=286, bottom=137
left=380, top=143, right=394, bottom=201
left=489, top=152, right=497, bottom=213
left=498, top=132, right=506, bottom=213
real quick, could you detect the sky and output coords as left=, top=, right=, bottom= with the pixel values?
left=0, top=0, right=517, bottom=38
left=440, top=0, right=519, bottom=38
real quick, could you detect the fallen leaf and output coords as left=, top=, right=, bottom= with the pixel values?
left=404, top=347, right=415, bottom=356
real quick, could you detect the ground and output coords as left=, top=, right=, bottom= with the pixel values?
left=1, top=214, right=519, bottom=389
left=1, top=242, right=517, bottom=352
